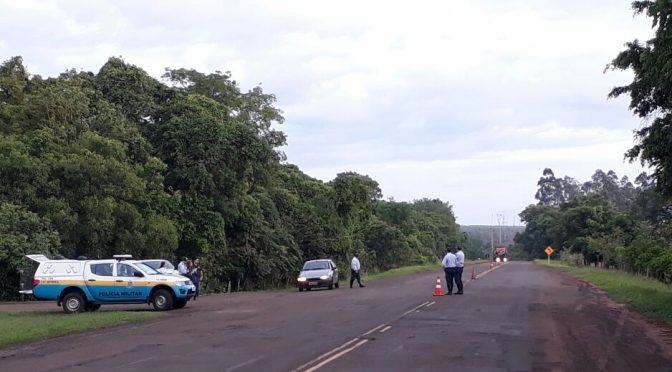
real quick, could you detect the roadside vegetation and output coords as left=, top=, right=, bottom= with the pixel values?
left=537, top=260, right=672, bottom=324
left=0, top=56, right=466, bottom=300
left=365, top=259, right=487, bottom=281
left=513, top=3, right=672, bottom=289
left=0, top=311, right=159, bottom=347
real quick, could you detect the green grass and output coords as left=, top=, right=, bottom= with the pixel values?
left=366, top=260, right=487, bottom=281
left=536, top=260, right=672, bottom=324
left=0, top=311, right=160, bottom=348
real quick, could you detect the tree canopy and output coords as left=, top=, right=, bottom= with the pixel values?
left=0, top=56, right=464, bottom=299
left=516, top=168, right=672, bottom=283
left=609, top=0, right=672, bottom=198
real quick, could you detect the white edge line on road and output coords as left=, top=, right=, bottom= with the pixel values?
left=294, top=300, right=441, bottom=371
left=303, top=339, right=369, bottom=372
left=426, top=301, right=435, bottom=308
left=126, top=356, right=154, bottom=366
left=225, top=356, right=265, bottom=372
left=362, top=323, right=387, bottom=336
left=401, top=301, right=430, bottom=317
left=291, top=338, right=360, bottom=372
left=475, top=262, right=507, bottom=280
left=292, top=323, right=387, bottom=371
left=379, top=326, right=392, bottom=333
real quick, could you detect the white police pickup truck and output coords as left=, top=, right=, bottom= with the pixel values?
left=26, top=254, right=195, bottom=314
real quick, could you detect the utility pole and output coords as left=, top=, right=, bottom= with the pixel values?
left=497, top=213, right=504, bottom=245
left=490, top=214, right=495, bottom=261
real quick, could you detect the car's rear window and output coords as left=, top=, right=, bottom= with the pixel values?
left=303, top=261, right=330, bottom=270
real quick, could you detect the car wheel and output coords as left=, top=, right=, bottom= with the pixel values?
left=152, top=289, right=174, bottom=311
left=62, top=292, right=85, bottom=314
left=335, top=281, right=339, bottom=289
left=328, top=280, right=334, bottom=290
left=86, top=303, right=101, bottom=312
left=306, top=287, right=311, bottom=291
left=173, top=299, right=188, bottom=309
left=299, top=287, right=304, bottom=292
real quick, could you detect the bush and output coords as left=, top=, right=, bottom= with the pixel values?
left=649, top=251, right=672, bottom=284
left=560, top=250, right=584, bottom=267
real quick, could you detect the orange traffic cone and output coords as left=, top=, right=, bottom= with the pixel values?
left=433, top=276, right=444, bottom=296
left=471, top=267, right=477, bottom=280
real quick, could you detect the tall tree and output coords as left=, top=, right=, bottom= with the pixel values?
left=535, top=168, right=564, bottom=205
left=609, top=0, right=672, bottom=197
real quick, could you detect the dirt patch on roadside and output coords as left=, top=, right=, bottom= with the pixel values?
left=531, top=266, right=672, bottom=372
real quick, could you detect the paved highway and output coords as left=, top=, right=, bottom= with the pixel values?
left=1, top=262, right=671, bottom=372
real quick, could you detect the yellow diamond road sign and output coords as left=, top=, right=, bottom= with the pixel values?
left=545, top=246, right=554, bottom=256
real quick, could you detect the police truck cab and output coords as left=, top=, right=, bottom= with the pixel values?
left=26, top=254, right=195, bottom=314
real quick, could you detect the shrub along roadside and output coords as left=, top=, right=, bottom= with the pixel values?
left=536, top=260, right=672, bottom=325
left=0, top=311, right=160, bottom=348
left=365, top=259, right=487, bottom=281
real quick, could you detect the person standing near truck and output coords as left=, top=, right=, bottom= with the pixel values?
left=178, top=257, right=188, bottom=277
left=191, top=258, right=203, bottom=300
left=442, top=248, right=457, bottom=295
left=454, top=246, right=465, bottom=295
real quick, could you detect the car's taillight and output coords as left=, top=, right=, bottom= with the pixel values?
left=33, top=279, right=41, bottom=287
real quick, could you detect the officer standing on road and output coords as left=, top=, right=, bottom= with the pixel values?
left=350, top=255, right=366, bottom=288
left=441, top=248, right=457, bottom=295
left=455, top=246, right=465, bottom=295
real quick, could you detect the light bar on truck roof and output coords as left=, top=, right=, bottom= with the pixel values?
left=113, top=254, right=133, bottom=260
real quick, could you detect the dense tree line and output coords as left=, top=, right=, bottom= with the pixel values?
left=516, top=1, right=672, bottom=284
left=515, top=168, right=672, bottom=283
left=0, top=57, right=464, bottom=299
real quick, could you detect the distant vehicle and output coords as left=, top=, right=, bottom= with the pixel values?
left=494, top=247, right=508, bottom=263
left=139, top=259, right=180, bottom=275
left=25, top=254, right=195, bottom=314
left=297, top=259, right=339, bottom=291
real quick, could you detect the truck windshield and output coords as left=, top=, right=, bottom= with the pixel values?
left=135, top=263, right=159, bottom=275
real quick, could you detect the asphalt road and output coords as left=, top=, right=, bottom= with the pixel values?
left=1, top=262, right=672, bottom=372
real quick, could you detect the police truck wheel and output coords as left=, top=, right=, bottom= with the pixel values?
left=173, top=299, right=187, bottom=309
left=152, top=289, right=174, bottom=311
left=62, top=292, right=85, bottom=314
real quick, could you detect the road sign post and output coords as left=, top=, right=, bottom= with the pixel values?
left=544, top=246, right=554, bottom=264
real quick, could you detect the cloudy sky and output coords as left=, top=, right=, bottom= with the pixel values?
left=0, top=0, right=654, bottom=224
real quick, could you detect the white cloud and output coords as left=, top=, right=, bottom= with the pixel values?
left=512, top=121, right=631, bottom=141
left=0, top=0, right=655, bottom=224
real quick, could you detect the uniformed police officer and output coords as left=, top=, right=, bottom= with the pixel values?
left=441, top=248, right=457, bottom=295
left=455, top=246, right=465, bottom=295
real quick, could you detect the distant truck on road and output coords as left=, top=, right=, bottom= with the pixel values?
left=493, top=247, right=508, bottom=262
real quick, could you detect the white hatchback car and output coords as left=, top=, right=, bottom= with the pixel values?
left=297, top=259, right=340, bottom=291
